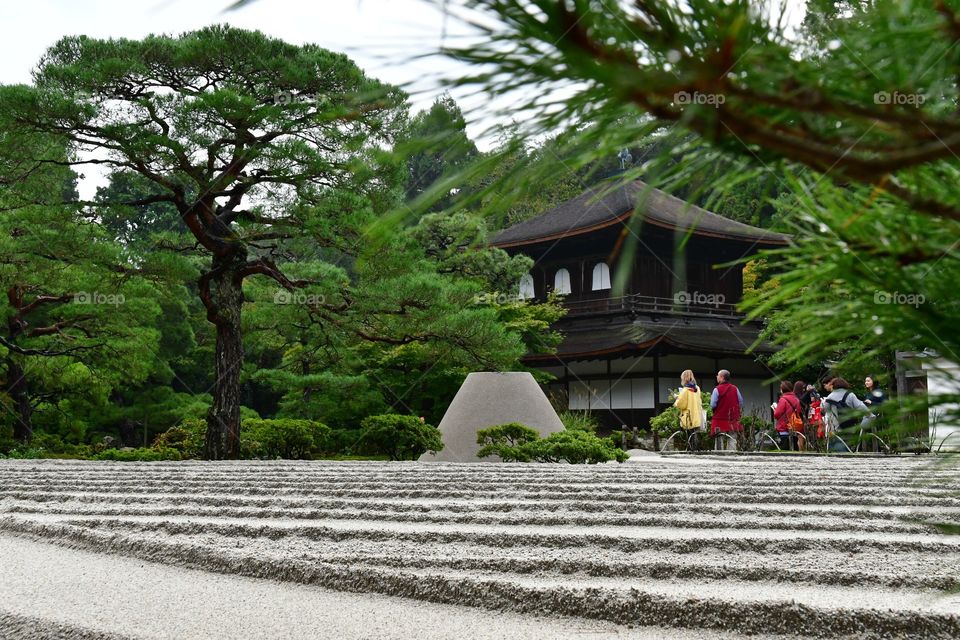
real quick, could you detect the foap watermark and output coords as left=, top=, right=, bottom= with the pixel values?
left=874, top=290, right=925, bottom=308
left=474, top=292, right=522, bottom=305
left=272, top=90, right=330, bottom=107
left=674, top=291, right=726, bottom=307
left=67, top=89, right=125, bottom=102
left=273, top=290, right=326, bottom=305
left=674, top=91, right=726, bottom=107
left=874, top=91, right=925, bottom=107
left=74, top=291, right=125, bottom=306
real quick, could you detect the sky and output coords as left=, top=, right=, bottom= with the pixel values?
left=0, top=0, right=465, bottom=98
left=0, top=0, right=487, bottom=197
left=0, top=0, right=807, bottom=198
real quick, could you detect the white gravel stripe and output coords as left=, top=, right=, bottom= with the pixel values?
left=0, top=534, right=729, bottom=640
left=1, top=457, right=958, bottom=639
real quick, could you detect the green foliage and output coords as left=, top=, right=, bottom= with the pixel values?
left=739, top=415, right=770, bottom=434
left=357, top=414, right=443, bottom=461
left=326, top=428, right=366, bottom=455
left=243, top=418, right=331, bottom=459
left=248, top=208, right=564, bottom=428
left=0, top=26, right=571, bottom=456
left=28, top=432, right=66, bottom=453
left=1, top=447, right=51, bottom=460
left=456, top=136, right=595, bottom=231
left=401, top=95, right=478, bottom=211
left=0, top=429, right=93, bottom=458
left=0, top=424, right=16, bottom=454
left=0, top=123, right=165, bottom=444
left=476, top=422, right=541, bottom=461
left=558, top=411, right=598, bottom=433
left=649, top=407, right=682, bottom=439
left=650, top=391, right=712, bottom=438
left=607, top=432, right=624, bottom=450
left=410, top=211, right=531, bottom=291
left=437, top=0, right=960, bottom=431
left=477, top=422, right=627, bottom=464
left=2, top=24, right=412, bottom=457
left=152, top=420, right=207, bottom=459
left=94, top=447, right=183, bottom=462
left=153, top=417, right=331, bottom=460
left=525, top=430, right=629, bottom=464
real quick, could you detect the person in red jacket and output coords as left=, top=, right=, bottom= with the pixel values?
left=773, top=380, right=803, bottom=451
left=710, top=369, right=743, bottom=450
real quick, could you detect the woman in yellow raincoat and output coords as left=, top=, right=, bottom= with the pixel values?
left=673, top=369, right=705, bottom=450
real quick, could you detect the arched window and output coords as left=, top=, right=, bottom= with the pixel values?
left=554, top=268, right=571, bottom=295
left=591, top=262, right=611, bottom=290
left=518, top=272, right=535, bottom=300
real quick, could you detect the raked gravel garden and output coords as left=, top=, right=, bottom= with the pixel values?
left=0, top=454, right=958, bottom=639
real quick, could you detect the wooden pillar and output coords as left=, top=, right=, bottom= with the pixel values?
left=653, top=355, right=661, bottom=408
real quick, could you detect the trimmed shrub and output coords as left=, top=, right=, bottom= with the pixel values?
left=476, top=422, right=540, bottom=462
left=152, top=418, right=331, bottom=459
left=357, top=414, right=443, bottom=461
left=30, top=432, right=67, bottom=453
left=243, top=418, right=331, bottom=459
left=608, top=432, right=625, bottom=449
left=94, top=447, right=182, bottom=461
left=525, top=429, right=629, bottom=464
left=477, top=423, right=628, bottom=464
left=152, top=419, right=206, bottom=458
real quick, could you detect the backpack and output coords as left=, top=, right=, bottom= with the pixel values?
left=810, top=399, right=825, bottom=438
left=824, top=391, right=856, bottom=434
left=786, top=397, right=804, bottom=432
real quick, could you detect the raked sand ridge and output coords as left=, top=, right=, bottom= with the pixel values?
left=0, top=455, right=958, bottom=639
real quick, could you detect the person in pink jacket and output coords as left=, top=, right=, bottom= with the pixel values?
left=773, top=380, right=803, bottom=451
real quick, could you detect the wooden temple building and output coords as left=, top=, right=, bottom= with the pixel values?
left=492, top=179, right=791, bottom=430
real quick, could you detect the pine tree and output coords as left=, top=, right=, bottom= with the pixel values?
left=438, top=0, right=960, bottom=428
left=2, top=26, right=407, bottom=457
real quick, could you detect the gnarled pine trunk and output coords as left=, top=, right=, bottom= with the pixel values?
left=203, top=254, right=246, bottom=460
left=6, top=358, right=33, bottom=443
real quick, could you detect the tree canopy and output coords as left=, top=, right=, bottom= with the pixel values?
left=436, top=0, right=960, bottom=425
left=0, top=25, right=562, bottom=457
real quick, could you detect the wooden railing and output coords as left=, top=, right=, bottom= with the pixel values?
left=560, top=294, right=742, bottom=318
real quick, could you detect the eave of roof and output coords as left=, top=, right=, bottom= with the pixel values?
left=492, top=179, right=790, bottom=249
left=523, top=319, right=775, bottom=361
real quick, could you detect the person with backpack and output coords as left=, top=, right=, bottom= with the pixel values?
left=793, top=382, right=824, bottom=440
left=773, top=381, right=804, bottom=451
left=823, top=377, right=872, bottom=452
left=792, top=381, right=813, bottom=451
left=710, top=369, right=744, bottom=450
left=673, top=369, right=706, bottom=451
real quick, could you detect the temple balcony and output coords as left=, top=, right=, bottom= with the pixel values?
left=557, top=294, right=744, bottom=320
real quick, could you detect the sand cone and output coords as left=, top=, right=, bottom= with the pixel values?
left=420, top=371, right=565, bottom=462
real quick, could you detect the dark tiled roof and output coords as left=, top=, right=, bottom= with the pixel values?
left=526, top=318, right=774, bottom=360
left=492, top=179, right=790, bottom=247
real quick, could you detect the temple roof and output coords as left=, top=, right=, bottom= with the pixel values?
left=525, top=318, right=775, bottom=361
left=492, top=179, right=790, bottom=248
